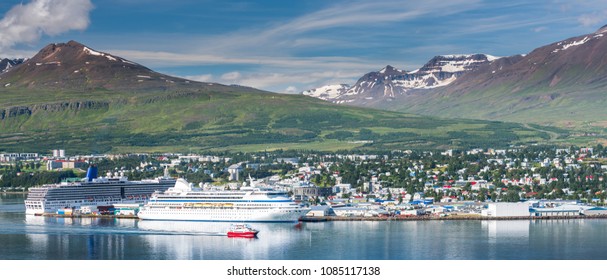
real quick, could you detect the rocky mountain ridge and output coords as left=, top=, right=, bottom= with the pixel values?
left=303, top=54, right=497, bottom=104
left=302, top=25, right=607, bottom=125
left=0, top=58, right=24, bottom=73
left=0, top=40, right=255, bottom=93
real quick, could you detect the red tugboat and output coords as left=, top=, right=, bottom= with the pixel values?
left=227, top=223, right=259, bottom=238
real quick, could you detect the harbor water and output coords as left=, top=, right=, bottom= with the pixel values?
left=2, top=193, right=607, bottom=260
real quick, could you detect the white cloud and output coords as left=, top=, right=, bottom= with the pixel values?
left=108, top=0, right=482, bottom=66
left=184, top=74, right=213, bottom=82
left=0, top=0, right=94, bottom=55
left=79, top=0, right=607, bottom=93
left=263, top=0, right=480, bottom=37
left=196, top=70, right=363, bottom=94
left=109, top=49, right=375, bottom=70
left=94, top=1, right=488, bottom=93
left=228, top=73, right=303, bottom=89
left=221, top=71, right=242, bottom=81
left=284, top=86, right=298, bottom=93
left=578, top=10, right=607, bottom=27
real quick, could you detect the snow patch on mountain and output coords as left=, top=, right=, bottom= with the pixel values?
left=552, top=33, right=604, bottom=53
left=304, top=54, right=496, bottom=104
left=562, top=37, right=590, bottom=50
left=301, top=84, right=350, bottom=100
left=0, top=58, right=24, bottom=72
left=83, top=46, right=117, bottom=61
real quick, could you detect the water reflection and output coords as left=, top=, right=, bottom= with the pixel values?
left=23, top=215, right=124, bottom=259
left=480, top=220, right=530, bottom=259
left=136, top=220, right=304, bottom=259
left=483, top=220, right=530, bottom=239
left=0, top=193, right=26, bottom=213
left=2, top=206, right=607, bottom=260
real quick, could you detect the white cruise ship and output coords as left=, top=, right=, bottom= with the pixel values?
left=137, top=178, right=310, bottom=222
left=25, top=166, right=175, bottom=215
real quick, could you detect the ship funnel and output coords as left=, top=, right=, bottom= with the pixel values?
left=86, top=165, right=98, bottom=182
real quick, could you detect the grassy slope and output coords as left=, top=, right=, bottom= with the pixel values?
left=0, top=88, right=558, bottom=154
left=375, top=58, right=604, bottom=123
left=379, top=74, right=607, bottom=146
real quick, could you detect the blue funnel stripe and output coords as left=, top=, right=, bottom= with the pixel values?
left=86, top=166, right=98, bottom=182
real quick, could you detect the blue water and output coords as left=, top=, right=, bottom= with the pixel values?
left=2, top=194, right=607, bottom=260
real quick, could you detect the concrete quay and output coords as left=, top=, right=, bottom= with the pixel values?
left=299, top=214, right=607, bottom=222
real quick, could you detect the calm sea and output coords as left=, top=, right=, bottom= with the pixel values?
left=2, top=193, right=607, bottom=260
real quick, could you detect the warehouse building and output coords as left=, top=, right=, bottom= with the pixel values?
left=481, top=202, right=530, bottom=217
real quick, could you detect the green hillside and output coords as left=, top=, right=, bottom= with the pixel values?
left=383, top=83, right=607, bottom=126
left=0, top=88, right=558, bottom=154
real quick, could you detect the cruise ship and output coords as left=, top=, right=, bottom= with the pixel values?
left=25, top=166, right=175, bottom=215
left=137, top=178, right=310, bottom=222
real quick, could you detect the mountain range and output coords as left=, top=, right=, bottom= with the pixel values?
left=0, top=40, right=258, bottom=94
left=302, top=25, right=607, bottom=127
left=0, top=58, right=24, bottom=73
left=0, top=41, right=552, bottom=153
left=303, top=54, right=497, bottom=104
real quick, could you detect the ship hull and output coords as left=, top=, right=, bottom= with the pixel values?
left=137, top=178, right=310, bottom=222
left=137, top=207, right=309, bottom=222
left=24, top=178, right=175, bottom=215
left=227, top=232, right=258, bottom=238
left=25, top=198, right=149, bottom=215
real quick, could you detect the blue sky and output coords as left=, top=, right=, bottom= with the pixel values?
left=1, top=0, right=607, bottom=93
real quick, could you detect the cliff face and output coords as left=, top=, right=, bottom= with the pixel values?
left=0, top=106, right=31, bottom=119
left=0, top=100, right=110, bottom=120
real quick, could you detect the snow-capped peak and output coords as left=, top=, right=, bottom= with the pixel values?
left=439, top=54, right=474, bottom=59
left=0, top=58, right=24, bottom=73
left=379, top=65, right=405, bottom=74
left=484, top=54, right=500, bottom=61
left=437, top=54, right=499, bottom=61
left=83, top=46, right=117, bottom=61
left=301, top=84, right=350, bottom=100
left=420, top=54, right=493, bottom=74
left=596, top=24, right=607, bottom=34
left=304, top=53, right=495, bottom=103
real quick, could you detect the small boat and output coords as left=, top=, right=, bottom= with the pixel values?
left=227, top=223, right=259, bottom=238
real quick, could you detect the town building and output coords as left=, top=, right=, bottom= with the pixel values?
left=227, top=163, right=243, bottom=181
left=306, top=205, right=335, bottom=217
left=481, top=203, right=529, bottom=217
left=46, top=160, right=87, bottom=170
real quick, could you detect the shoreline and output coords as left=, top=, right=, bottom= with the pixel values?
left=300, top=214, right=607, bottom=222
left=36, top=213, right=607, bottom=221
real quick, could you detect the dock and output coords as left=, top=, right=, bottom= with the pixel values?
left=300, top=214, right=607, bottom=222
left=38, top=213, right=607, bottom=221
